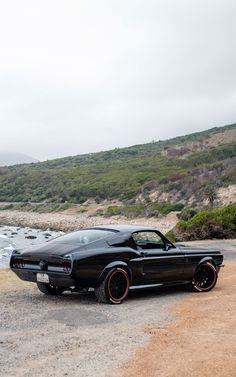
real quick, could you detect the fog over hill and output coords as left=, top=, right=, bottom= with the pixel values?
left=0, top=152, right=38, bottom=167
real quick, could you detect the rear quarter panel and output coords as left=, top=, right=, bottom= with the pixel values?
left=71, top=247, right=139, bottom=287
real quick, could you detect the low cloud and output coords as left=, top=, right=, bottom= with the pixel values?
left=0, top=0, right=236, bottom=160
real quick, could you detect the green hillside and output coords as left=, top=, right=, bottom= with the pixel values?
left=0, top=123, right=236, bottom=205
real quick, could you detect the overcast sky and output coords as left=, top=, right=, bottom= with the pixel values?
left=0, top=0, right=236, bottom=161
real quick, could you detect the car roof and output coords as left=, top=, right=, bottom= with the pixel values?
left=89, top=224, right=159, bottom=233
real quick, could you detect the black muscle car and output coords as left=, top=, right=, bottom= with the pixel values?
left=10, top=225, right=224, bottom=304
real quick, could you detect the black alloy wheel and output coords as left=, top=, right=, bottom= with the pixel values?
left=192, top=262, right=217, bottom=292
left=95, top=268, right=130, bottom=304
left=37, top=282, right=65, bottom=295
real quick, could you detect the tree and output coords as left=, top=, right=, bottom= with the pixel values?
left=204, top=185, right=218, bottom=208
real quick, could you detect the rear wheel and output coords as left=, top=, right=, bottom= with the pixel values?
left=37, top=282, right=65, bottom=295
left=95, top=268, right=130, bottom=304
left=191, top=262, right=217, bottom=292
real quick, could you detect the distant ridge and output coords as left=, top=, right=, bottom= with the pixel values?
left=0, top=122, right=235, bottom=205
left=0, top=152, right=38, bottom=167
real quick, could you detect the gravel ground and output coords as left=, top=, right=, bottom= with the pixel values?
left=0, top=210, right=234, bottom=377
left=0, top=279, right=186, bottom=377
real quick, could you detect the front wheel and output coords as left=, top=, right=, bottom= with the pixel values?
left=191, top=262, right=218, bottom=292
left=37, top=282, right=65, bottom=295
left=95, top=268, right=130, bottom=304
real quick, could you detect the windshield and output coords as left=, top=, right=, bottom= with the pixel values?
left=53, top=229, right=115, bottom=245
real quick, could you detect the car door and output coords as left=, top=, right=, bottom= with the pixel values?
left=132, top=231, right=185, bottom=284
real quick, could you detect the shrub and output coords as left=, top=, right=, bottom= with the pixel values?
left=172, top=204, right=236, bottom=241
left=0, top=203, right=13, bottom=210
left=165, top=230, right=176, bottom=243
left=103, top=202, right=184, bottom=218
left=178, top=207, right=198, bottom=221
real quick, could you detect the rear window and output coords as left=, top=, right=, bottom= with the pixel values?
left=53, top=229, right=115, bottom=245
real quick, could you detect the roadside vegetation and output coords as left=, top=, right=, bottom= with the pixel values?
left=98, top=202, right=184, bottom=218
left=167, top=204, right=236, bottom=241
left=0, top=202, right=72, bottom=213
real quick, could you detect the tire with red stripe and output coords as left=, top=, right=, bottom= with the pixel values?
left=191, top=262, right=218, bottom=292
left=95, top=268, right=130, bottom=304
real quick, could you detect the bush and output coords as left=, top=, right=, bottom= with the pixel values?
left=0, top=204, right=13, bottom=210
left=165, top=230, right=176, bottom=243
left=172, top=204, right=236, bottom=241
left=178, top=207, right=198, bottom=221
left=103, top=202, right=184, bottom=218
left=105, top=205, right=124, bottom=217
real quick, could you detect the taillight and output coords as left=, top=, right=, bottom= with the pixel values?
left=14, top=259, right=25, bottom=268
left=62, top=261, right=71, bottom=273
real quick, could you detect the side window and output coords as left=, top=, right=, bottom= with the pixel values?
left=132, top=231, right=165, bottom=249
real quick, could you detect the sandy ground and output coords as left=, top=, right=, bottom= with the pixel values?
left=0, top=209, right=178, bottom=234
left=0, top=270, right=32, bottom=292
left=115, top=262, right=236, bottom=377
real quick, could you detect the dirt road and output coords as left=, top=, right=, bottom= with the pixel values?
left=116, top=261, right=236, bottom=377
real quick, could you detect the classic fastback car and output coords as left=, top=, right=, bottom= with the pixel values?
left=10, top=225, right=224, bottom=304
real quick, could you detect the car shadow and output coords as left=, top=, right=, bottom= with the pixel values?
left=31, top=283, right=189, bottom=306
left=128, top=284, right=189, bottom=302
